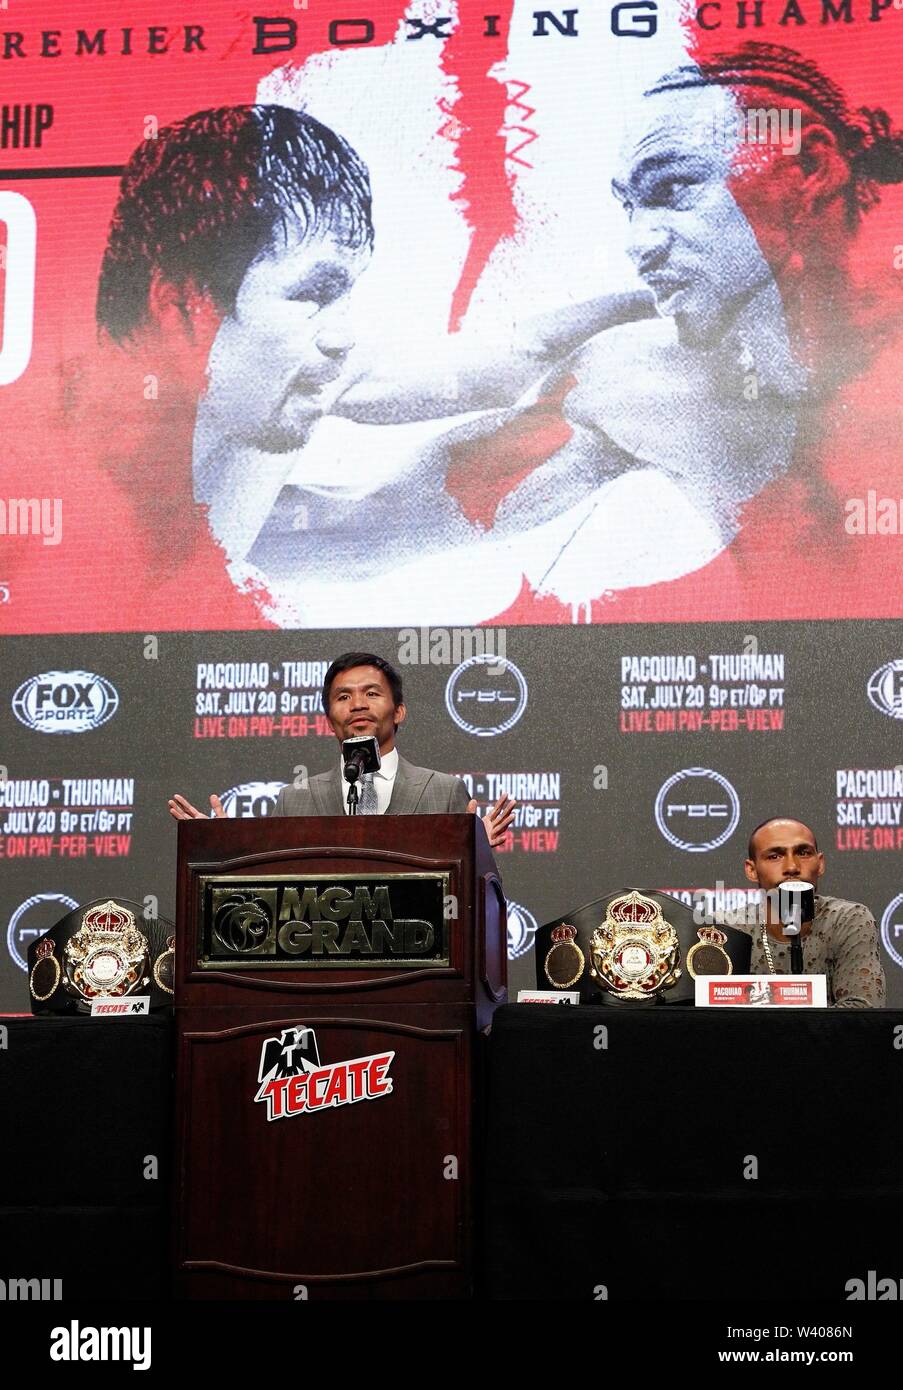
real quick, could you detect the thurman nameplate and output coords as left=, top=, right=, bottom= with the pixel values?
left=197, top=873, right=450, bottom=970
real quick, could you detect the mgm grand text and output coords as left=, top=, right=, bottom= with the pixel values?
left=202, top=877, right=449, bottom=968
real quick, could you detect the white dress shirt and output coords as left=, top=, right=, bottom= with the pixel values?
left=340, top=745, right=398, bottom=815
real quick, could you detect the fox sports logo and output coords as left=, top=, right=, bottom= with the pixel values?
left=12, top=671, right=119, bottom=733
left=218, top=782, right=286, bottom=817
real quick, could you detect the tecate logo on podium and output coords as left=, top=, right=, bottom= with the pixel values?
left=12, top=671, right=119, bottom=733
left=654, top=768, right=740, bottom=852
left=254, top=1026, right=394, bottom=1122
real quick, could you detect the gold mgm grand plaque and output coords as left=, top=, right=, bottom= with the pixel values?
left=589, top=890, right=681, bottom=1001
left=197, top=872, right=450, bottom=970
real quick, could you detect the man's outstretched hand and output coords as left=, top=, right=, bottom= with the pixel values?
left=467, top=793, right=516, bottom=849
left=168, top=790, right=517, bottom=843
left=168, top=793, right=225, bottom=820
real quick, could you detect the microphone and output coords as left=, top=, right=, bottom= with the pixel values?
left=341, top=736, right=381, bottom=814
left=341, top=735, right=381, bottom=783
left=777, top=881, right=815, bottom=975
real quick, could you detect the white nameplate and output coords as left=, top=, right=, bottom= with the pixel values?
left=90, top=996, right=151, bottom=1016
left=695, top=975, right=827, bottom=1008
left=517, top=990, right=579, bottom=1005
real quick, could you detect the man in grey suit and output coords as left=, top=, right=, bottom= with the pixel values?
left=169, top=651, right=515, bottom=846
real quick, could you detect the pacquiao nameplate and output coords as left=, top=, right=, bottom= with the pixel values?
left=695, top=975, right=828, bottom=1007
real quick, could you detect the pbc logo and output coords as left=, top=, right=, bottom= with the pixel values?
left=867, top=660, right=903, bottom=720
left=254, top=1026, right=395, bottom=1122
left=654, top=768, right=740, bottom=853
left=445, top=657, right=528, bottom=737
left=880, top=894, right=903, bottom=972
left=12, top=671, right=119, bottom=734
left=217, top=782, right=285, bottom=817
left=7, top=891, right=79, bottom=971
left=506, top=900, right=539, bottom=961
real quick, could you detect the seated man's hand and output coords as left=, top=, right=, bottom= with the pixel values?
left=467, top=793, right=516, bottom=849
left=168, top=793, right=225, bottom=820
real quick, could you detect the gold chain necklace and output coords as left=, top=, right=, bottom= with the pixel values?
left=762, top=899, right=819, bottom=973
left=761, top=925, right=777, bottom=974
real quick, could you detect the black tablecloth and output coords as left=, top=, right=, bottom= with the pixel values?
left=5, top=1006, right=901, bottom=1300
left=0, top=1014, right=173, bottom=1298
left=483, top=1005, right=903, bottom=1300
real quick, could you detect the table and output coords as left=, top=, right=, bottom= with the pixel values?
left=483, top=1005, right=903, bottom=1300
left=0, top=1014, right=173, bottom=1299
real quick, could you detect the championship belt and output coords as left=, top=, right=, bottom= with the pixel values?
left=63, top=900, right=150, bottom=1004
left=589, top=890, right=681, bottom=1002
left=544, top=922, right=585, bottom=989
left=536, top=887, right=751, bottom=1005
left=27, top=897, right=176, bottom=1014
left=29, top=937, right=61, bottom=1003
left=686, top=926, right=732, bottom=978
left=152, top=935, right=176, bottom=995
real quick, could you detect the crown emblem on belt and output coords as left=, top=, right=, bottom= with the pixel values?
left=589, top=890, right=681, bottom=1001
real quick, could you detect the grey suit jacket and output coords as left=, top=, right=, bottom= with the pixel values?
left=273, top=753, right=471, bottom=818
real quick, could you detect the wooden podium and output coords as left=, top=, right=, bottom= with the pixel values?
left=173, top=813, right=507, bottom=1300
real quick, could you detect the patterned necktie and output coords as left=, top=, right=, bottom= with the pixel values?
left=357, top=772, right=379, bottom=814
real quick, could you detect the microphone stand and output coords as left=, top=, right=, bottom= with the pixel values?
left=780, top=902, right=809, bottom=976
left=777, top=884, right=812, bottom=976
left=341, top=742, right=378, bottom=816
left=344, top=754, right=365, bottom=815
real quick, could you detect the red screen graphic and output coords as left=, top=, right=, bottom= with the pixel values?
left=1, top=0, right=901, bottom=632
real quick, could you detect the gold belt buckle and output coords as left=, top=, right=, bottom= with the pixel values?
left=589, top=890, right=681, bottom=1000
left=62, top=900, right=151, bottom=1003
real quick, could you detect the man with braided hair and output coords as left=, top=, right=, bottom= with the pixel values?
left=499, top=40, right=903, bottom=616
left=606, top=42, right=903, bottom=615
